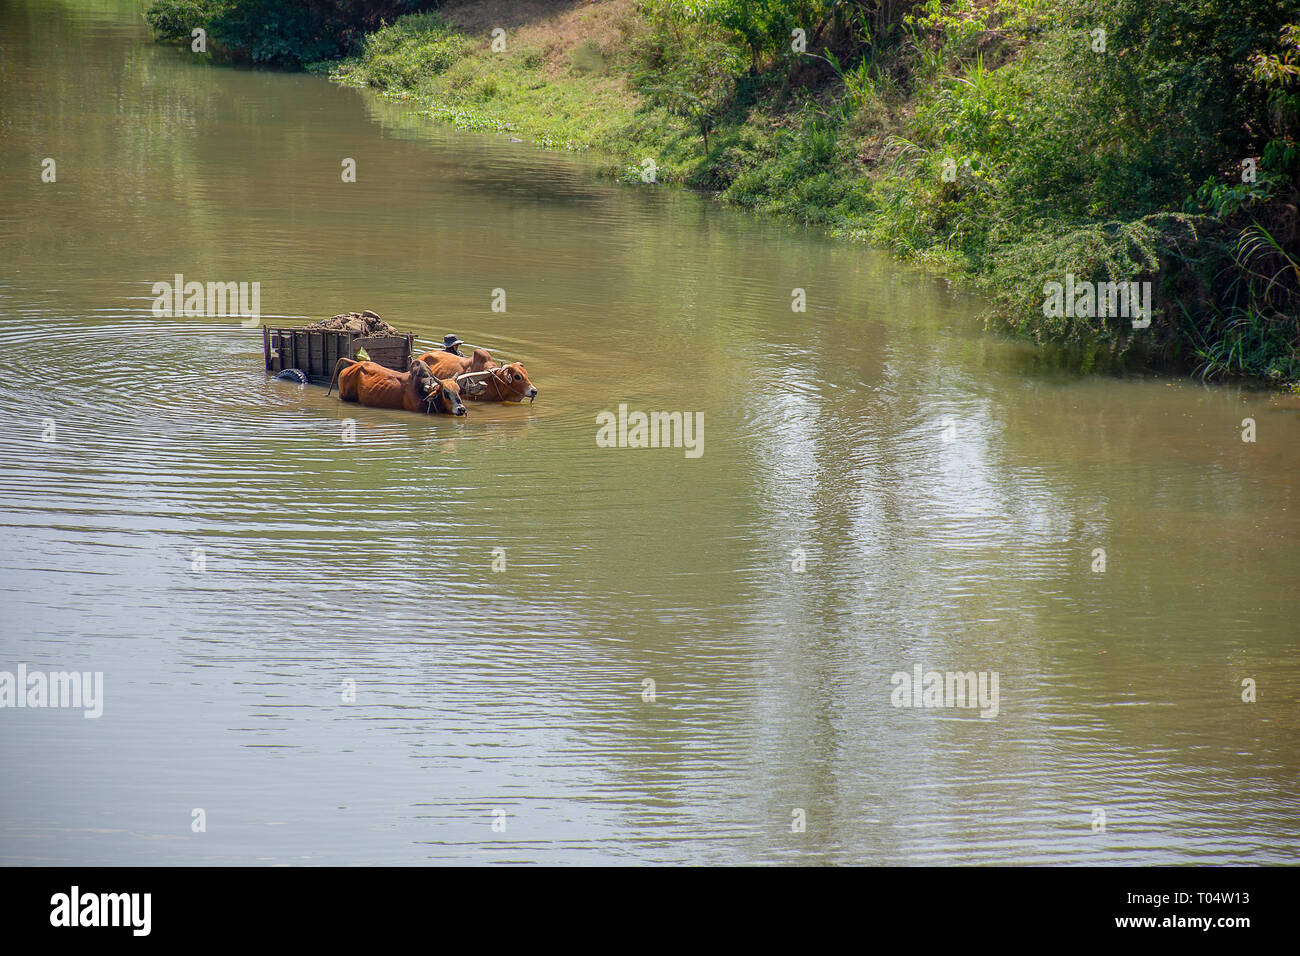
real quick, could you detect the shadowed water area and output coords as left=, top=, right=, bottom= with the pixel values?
left=1, top=0, right=1297, bottom=865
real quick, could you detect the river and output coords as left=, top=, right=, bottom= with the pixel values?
left=1, top=0, right=1297, bottom=865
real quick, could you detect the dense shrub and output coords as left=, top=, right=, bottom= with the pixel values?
left=144, top=0, right=226, bottom=41
left=146, top=0, right=441, bottom=65
left=357, top=13, right=471, bottom=89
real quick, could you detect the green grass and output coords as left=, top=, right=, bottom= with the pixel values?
left=321, top=16, right=647, bottom=157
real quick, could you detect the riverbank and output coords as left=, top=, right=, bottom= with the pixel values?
left=148, top=0, right=1300, bottom=386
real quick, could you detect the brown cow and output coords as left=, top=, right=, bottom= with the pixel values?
left=417, top=349, right=538, bottom=403
left=327, top=358, right=467, bottom=415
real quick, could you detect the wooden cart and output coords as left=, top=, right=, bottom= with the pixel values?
left=262, top=326, right=414, bottom=385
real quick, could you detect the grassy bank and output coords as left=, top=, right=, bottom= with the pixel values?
left=148, top=0, right=1300, bottom=385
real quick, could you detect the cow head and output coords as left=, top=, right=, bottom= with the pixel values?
left=427, top=377, right=467, bottom=416
left=408, top=360, right=464, bottom=416
left=493, top=362, right=538, bottom=402
left=408, top=359, right=438, bottom=397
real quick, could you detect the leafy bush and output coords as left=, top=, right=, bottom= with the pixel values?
left=635, top=6, right=747, bottom=154
left=147, top=0, right=440, bottom=65
left=869, top=1, right=1299, bottom=378
left=358, top=13, right=470, bottom=89
left=145, top=0, right=227, bottom=41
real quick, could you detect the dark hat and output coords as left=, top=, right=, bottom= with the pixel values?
left=442, top=334, right=464, bottom=349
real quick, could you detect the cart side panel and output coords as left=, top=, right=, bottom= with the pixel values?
left=354, top=335, right=412, bottom=372
left=265, top=327, right=412, bottom=383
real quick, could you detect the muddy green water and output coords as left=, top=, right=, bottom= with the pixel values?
left=1, top=0, right=1297, bottom=865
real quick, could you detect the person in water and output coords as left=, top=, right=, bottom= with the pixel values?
left=440, top=334, right=464, bottom=356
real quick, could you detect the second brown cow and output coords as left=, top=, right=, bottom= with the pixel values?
left=417, top=348, right=538, bottom=403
